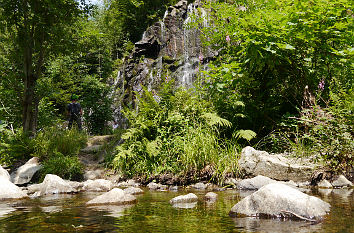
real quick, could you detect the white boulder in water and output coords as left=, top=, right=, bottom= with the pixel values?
left=230, top=183, right=330, bottom=220
left=170, top=193, right=198, bottom=204
left=86, top=188, right=137, bottom=205
left=0, top=165, right=10, bottom=181
left=0, top=177, right=28, bottom=200
left=11, top=157, right=41, bottom=185
left=83, top=179, right=113, bottom=192
left=331, top=175, right=353, bottom=188
left=236, top=175, right=278, bottom=190
left=39, top=174, right=76, bottom=195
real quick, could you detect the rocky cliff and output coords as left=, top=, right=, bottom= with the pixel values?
left=111, top=0, right=216, bottom=124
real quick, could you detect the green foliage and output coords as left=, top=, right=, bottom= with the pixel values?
left=33, top=127, right=87, bottom=160
left=113, top=82, right=241, bottom=182
left=40, top=152, right=84, bottom=181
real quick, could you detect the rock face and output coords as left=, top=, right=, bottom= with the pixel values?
left=86, top=188, right=137, bottom=205
left=39, top=174, right=76, bottom=195
left=239, top=147, right=316, bottom=182
left=0, top=165, right=10, bottom=181
left=229, top=183, right=330, bottom=220
left=170, top=193, right=198, bottom=204
left=331, top=175, right=353, bottom=188
left=111, top=0, right=215, bottom=125
left=0, top=177, right=28, bottom=200
left=11, top=157, right=41, bottom=185
left=83, top=179, right=113, bottom=192
left=236, top=175, right=278, bottom=190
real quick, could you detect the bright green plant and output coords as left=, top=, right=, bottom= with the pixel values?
left=113, top=81, right=244, bottom=183
left=40, top=151, right=84, bottom=181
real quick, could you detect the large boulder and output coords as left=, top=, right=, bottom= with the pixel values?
left=0, top=177, right=28, bottom=200
left=83, top=179, right=113, bottom=192
left=0, top=165, right=10, bottom=181
left=170, top=193, right=198, bottom=204
left=236, top=175, right=278, bottom=190
left=11, top=157, right=41, bottom=185
left=239, top=147, right=316, bottom=182
left=39, top=174, right=76, bottom=195
left=230, top=183, right=330, bottom=220
left=86, top=188, right=137, bottom=205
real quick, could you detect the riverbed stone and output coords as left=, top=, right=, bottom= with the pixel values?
left=147, top=182, right=167, bottom=191
left=83, top=179, right=113, bottom=192
left=191, top=182, right=208, bottom=190
left=0, top=165, right=10, bottom=181
left=11, top=157, right=41, bottom=185
left=317, top=180, right=333, bottom=189
left=205, top=192, right=218, bottom=201
left=229, top=183, right=330, bottom=220
left=39, top=174, right=76, bottom=195
left=123, top=187, right=144, bottom=195
left=239, top=146, right=316, bottom=182
left=117, top=179, right=140, bottom=188
left=0, top=177, right=28, bottom=200
left=236, top=175, right=278, bottom=190
left=170, top=193, right=198, bottom=204
left=86, top=188, right=137, bottom=205
left=331, top=175, right=353, bottom=188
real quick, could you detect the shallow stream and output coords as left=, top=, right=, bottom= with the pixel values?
left=0, top=188, right=353, bottom=232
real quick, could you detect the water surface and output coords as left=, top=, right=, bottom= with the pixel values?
left=0, top=188, right=352, bottom=232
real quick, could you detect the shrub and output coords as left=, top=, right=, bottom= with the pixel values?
left=40, top=152, right=84, bottom=181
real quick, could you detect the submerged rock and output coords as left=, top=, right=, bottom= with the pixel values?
left=86, top=188, right=137, bottom=205
left=0, top=165, right=10, bottom=181
left=239, top=147, right=315, bottom=182
left=229, top=183, right=330, bottom=220
left=205, top=192, right=218, bottom=201
left=170, top=193, right=198, bottom=204
left=123, top=187, right=144, bottom=195
left=39, top=174, right=76, bottom=195
left=83, top=179, right=113, bottom=192
left=331, top=175, right=353, bottom=188
left=236, top=175, right=278, bottom=190
left=11, top=157, right=41, bottom=185
left=0, top=177, right=28, bottom=200
left=317, top=180, right=333, bottom=189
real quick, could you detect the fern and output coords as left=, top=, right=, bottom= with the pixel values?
left=202, top=112, right=232, bottom=128
left=234, top=130, right=257, bottom=142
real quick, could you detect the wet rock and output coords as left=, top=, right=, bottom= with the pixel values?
left=170, top=193, right=198, bottom=204
left=230, top=183, right=330, bottom=220
left=0, top=177, right=28, bottom=200
left=191, top=182, right=207, bottom=190
left=147, top=182, right=167, bottom=191
left=123, top=187, right=144, bottom=195
left=331, top=175, right=353, bottom=188
left=11, top=157, right=41, bottom=185
left=86, top=188, right=137, bottom=205
left=239, top=147, right=316, bottom=182
left=0, top=165, right=10, bottom=181
left=205, top=192, right=218, bottom=201
left=236, top=175, right=278, bottom=190
left=39, top=174, right=76, bottom=195
left=83, top=179, right=113, bottom=192
left=317, top=180, right=333, bottom=189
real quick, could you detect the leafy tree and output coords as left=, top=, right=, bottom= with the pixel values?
left=0, top=0, right=85, bottom=134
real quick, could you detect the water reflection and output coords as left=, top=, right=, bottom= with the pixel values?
left=0, top=204, right=15, bottom=218
left=88, top=204, right=134, bottom=217
left=172, top=202, right=197, bottom=209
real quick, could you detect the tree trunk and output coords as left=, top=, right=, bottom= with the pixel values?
left=22, top=74, right=38, bottom=135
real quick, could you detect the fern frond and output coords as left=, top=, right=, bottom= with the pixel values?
left=234, top=129, right=257, bottom=142
left=202, top=112, right=232, bottom=128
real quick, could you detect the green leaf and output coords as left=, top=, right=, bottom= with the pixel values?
left=234, top=130, right=257, bottom=141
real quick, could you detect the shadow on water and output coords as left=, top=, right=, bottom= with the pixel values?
left=0, top=188, right=353, bottom=232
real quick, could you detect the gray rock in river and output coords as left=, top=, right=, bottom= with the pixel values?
left=205, top=192, right=218, bottom=201
left=147, top=182, right=167, bottom=191
left=0, top=177, right=28, bottom=200
left=190, top=182, right=208, bottom=190
left=317, top=179, right=333, bottom=189
left=331, top=175, right=353, bottom=188
left=83, top=179, right=113, bottom=192
left=11, top=157, right=41, bottom=185
left=123, top=187, right=144, bottom=195
left=86, top=188, right=137, bottom=205
left=170, top=193, right=198, bottom=204
left=229, top=183, right=330, bottom=220
left=239, top=146, right=316, bottom=182
left=236, top=175, right=278, bottom=190
left=39, top=174, right=76, bottom=195
left=0, top=165, right=10, bottom=181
